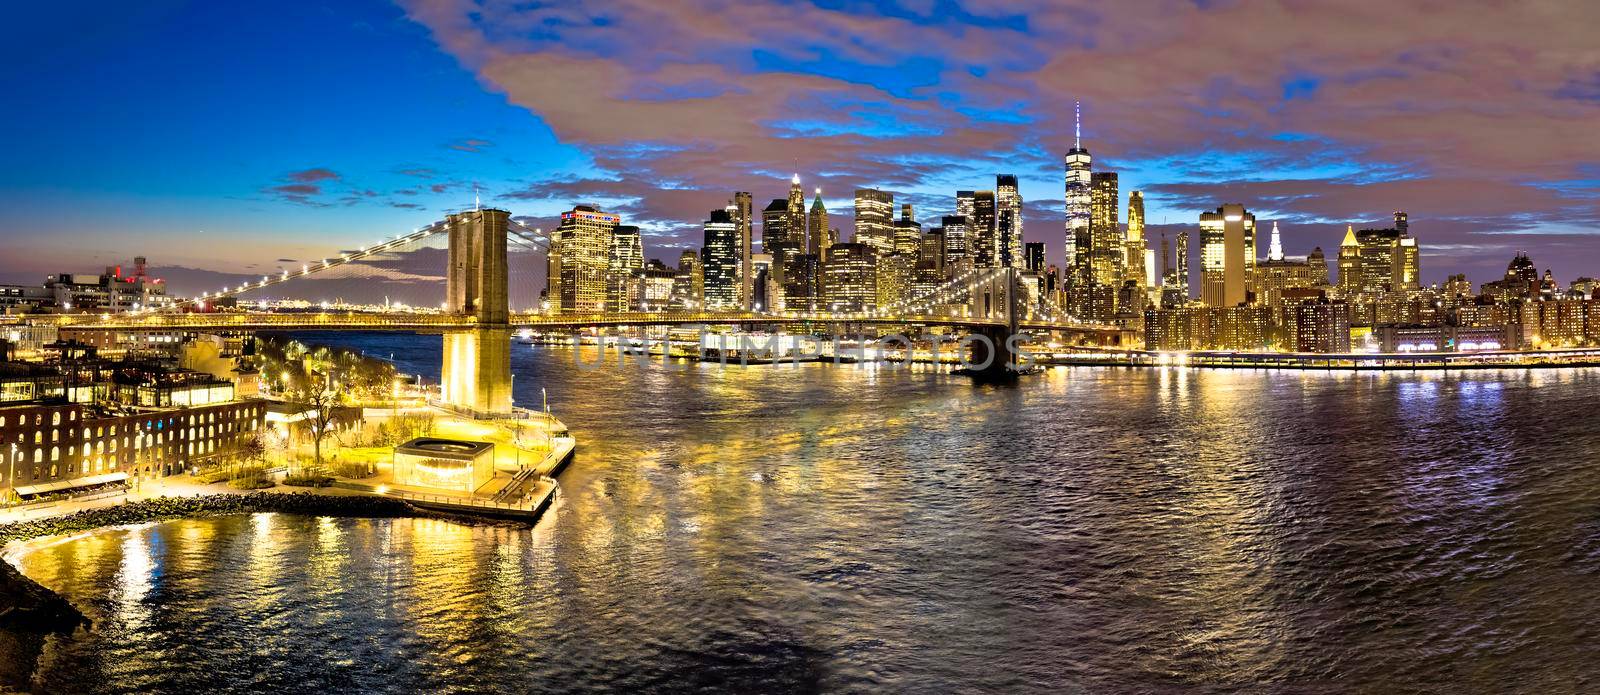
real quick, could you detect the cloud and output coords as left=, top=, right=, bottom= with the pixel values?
left=286, top=167, right=341, bottom=183
left=264, top=168, right=347, bottom=206
left=448, top=138, right=493, bottom=152
left=395, top=0, right=1600, bottom=281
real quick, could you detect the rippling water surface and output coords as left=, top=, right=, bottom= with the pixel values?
left=17, top=334, right=1600, bottom=692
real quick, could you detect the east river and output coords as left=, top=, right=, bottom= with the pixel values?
left=14, top=333, right=1600, bottom=692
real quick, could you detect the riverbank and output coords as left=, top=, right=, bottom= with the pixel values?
left=0, top=492, right=525, bottom=549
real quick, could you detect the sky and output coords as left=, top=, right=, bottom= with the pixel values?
left=2, top=0, right=1599, bottom=303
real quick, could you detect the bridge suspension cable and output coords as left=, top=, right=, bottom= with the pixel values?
left=507, top=218, right=551, bottom=249
left=184, top=221, right=450, bottom=308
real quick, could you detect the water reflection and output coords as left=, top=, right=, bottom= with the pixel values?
left=13, top=335, right=1600, bottom=692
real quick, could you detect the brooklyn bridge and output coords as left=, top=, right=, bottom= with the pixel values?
left=17, top=209, right=1125, bottom=416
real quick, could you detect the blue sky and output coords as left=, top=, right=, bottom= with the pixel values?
left=2, top=0, right=1598, bottom=298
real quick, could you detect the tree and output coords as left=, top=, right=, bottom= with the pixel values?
left=233, top=430, right=268, bottom=475
left=296, top=372, right=343, bottom=473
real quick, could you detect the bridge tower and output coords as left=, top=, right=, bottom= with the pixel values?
left=440, top=208, right=514, bottom=416
left=966, top=266, right=1023, bottom=379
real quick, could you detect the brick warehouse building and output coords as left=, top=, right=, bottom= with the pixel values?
left=0, top=399, right=266, bottom=498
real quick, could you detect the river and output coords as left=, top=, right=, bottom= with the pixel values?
left=13, top=333, right=1600, bottom=692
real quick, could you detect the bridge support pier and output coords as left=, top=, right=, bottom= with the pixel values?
left=965, top=324, right=1020, bottom=380
left=441, top=328, right=513, bottom=417
left=441, top=208, right=515, bottom=417
left=960, top=267, right=1022, bottom=380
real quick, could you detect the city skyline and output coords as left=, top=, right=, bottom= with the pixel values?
left=3, top=1, right=1599, bottom=292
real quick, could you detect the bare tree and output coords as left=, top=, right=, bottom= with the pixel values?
left=296, top=373, right=343, bottom=473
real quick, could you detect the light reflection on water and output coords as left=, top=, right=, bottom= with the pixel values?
left=14, top=334, right=1600, bottom=692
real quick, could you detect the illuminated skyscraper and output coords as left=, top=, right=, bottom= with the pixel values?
left=921, top=228, right=946, bottom=274
left=1160, top=234, right=1170, bottom=280
left=807, top=189, right=831, bottom=258
left=1267, top=220, right=1285, bottom=262
left=761, top=198, right=790, bottom=253
left=1255, top=227, right=1329, bottom=315
left=787, top=173, right=807, bottom=252
left=996, top=175, right=1023, bottom=268
left=854, top=188, right=895, bottom=256
left=875, top=251, right=913, bottom=309
left=970, top=190, right=997, bottom=267
left=1126, top=193, right=1152, bottom=305
left=941, top=215, right=968, bottom=268
left=956, top=190, right=975, bottom=224
left=605, top=224, right=643, bottom=312
left=1089, top=172, right=1120, bottom=285
left=554, top=205, right=619, bottom=313
left=733, top=191, right=753, bottom=309
left=1396, top=212, right=1419, bottom=291
left=1355, top=227, right=1402, bottom=293
left=894, top=203, right=921, bottom=256
left=822, top=242, right=875, bottom=312
left=1125, top=190, right=1150, bottom=290
left=783, top=254, right=819, bottom=311
left=671, top=250, right=703, bottom=309
left=1064, top=101, right=1092, bottom=281
left=1175, top=229, right=1190, bottom=298
left=702, top=208, right=739, bottom=309
left=1024, top=242, right=1046, bottom=274
left=1335, top=225, right=1361, bottom=297
left=1199, top=204, right=1255, bottom=307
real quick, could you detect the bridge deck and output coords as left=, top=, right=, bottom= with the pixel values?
left=31, top=311, right=1121, bottom=334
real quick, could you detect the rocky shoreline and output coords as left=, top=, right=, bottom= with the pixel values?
left=0, top=492, right=526, bottom=691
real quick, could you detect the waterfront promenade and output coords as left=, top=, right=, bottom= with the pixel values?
left=0, top=411, right=576, bottom=529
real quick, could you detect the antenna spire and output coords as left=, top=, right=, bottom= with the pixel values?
left=474, top=182, right=481, bottom=211
left=1074, top=100, right=1081, bottom=149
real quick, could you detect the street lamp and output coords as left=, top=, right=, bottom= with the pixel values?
left=7, top=443, right=17, bottom=506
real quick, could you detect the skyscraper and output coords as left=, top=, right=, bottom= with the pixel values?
left=1267, top=221, right=1285, bottom=262
left=1175, top=229, right=1189, bottom=298
left=1355, top=227, right=1402, bottom=292
left=1064, top=101, right=1092, bottom=281
left=671, top=250, right=703, bottom=309
left=1199, top=204, right=1255, bottom=307
left=702, top=208, right=739, bottom=309
left=787, top=173, right=807, bottom=252
left=1396, top=212, right=1419, bottom=291
left=1160, top=234, right=1171, bottom=280
left=1024, top=242, right=1046, bottom=274
left=970, top=191, right=997, bottom=267
left=783, top=254, right=820, bottom=311
left=734, top=191, right=753, bottom=309
left=941, top=215, right=968, bottom=268
left=822, top=242, right=875, bottom=312
left=921, top=228, right=946, bottom=274
left=996, top=175, right=1023, bottom=269
left=893, top=203, right=921, bottom=256
left=1338, top=225, right=1361, bottom=295
left=807, top=189, right=830, bottom=257
left=761, top=198, right=790, bottom=253
left=553, top=205, right=619, bottom=313
left=1089, top=172, right=1120, bottom=285
left=854, top=188, right=895, bottom=256
left=1126, top=191, right=1150, bottom=292
left=605, top=224, right=643, bottom=312
left=956, top=190, right=975, bottom=223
